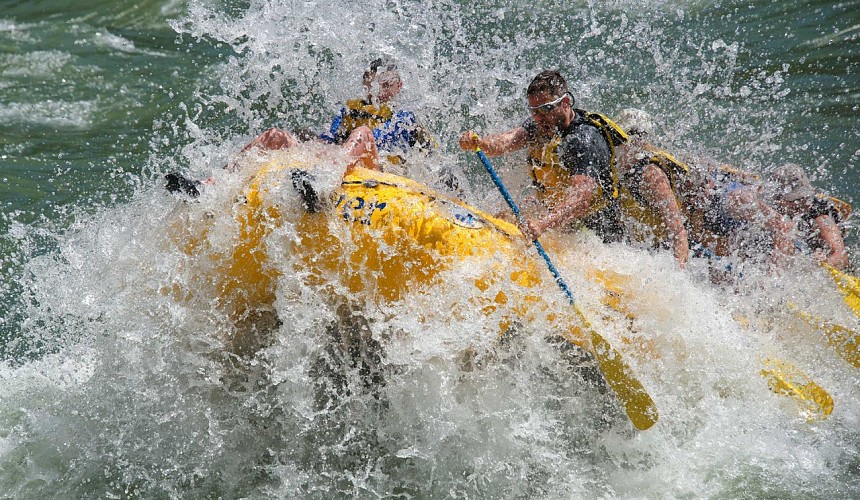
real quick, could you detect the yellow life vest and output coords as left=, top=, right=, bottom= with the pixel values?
left=338, top=98, right=409, bottom=165
left=527, top=111, right=628, bottom=212
left=339, top=98, right=393, bottom=137
left=617, top=144, right=689, bottom=244
left=646, top=146, right=689, bottom=189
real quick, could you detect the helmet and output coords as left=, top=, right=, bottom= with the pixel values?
left=616, top=108, right=655, bottom=136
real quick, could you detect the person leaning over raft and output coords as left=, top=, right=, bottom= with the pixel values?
left=459, top=70, right=639, bottom=247
left=238, top=121, right=381, bottom=174
left=613, top=108, right=690, bottom=268
left=679, top=162, right=795, bottom=279
left=766, top=163, right=850, bottom=270
left=165, top=118, right=384, bottom=198
left=236, top=57, right=435, bottom=175
left=166, top=57, right=446, bottom=197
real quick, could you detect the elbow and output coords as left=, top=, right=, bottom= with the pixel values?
left=830, top=253, right=850, bottom=270
left=827, top=241, right=850, bottom=269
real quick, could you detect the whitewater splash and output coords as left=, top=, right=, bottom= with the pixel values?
left=3, top=144, right=858, bottom=497
left=2, top=0, right=858, bottom=497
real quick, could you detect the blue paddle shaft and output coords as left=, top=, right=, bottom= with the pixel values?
left=475, top=149, right=577, bottom=306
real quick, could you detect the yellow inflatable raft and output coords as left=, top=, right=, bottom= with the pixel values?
left=167, top=151, right=858, bottom=425
left=171, top=152, right=659, bottom=430
left=228, top=157, right=545, bottom=323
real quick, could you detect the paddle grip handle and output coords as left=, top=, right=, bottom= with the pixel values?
left=475, top=148, right=577, bottom=306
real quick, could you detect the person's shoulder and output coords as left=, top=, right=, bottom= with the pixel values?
left=564, top=117, right=608, bottom=146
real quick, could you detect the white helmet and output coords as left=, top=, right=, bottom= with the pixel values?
left=616, top=108, right=655, bottom=136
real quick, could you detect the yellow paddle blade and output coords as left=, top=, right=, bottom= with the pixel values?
left=586, top=269, right=667, bottom=361
left=789, top=304, right=860, bottom=368
left=760, top=358, right=834, bottom=421
left=566, top=307, right=658, bottom=431
left=822, top=263, right=860, bottom=318
left=588, top=269, right=635, bottom=320
left=591, top=330, right=659, bottom=430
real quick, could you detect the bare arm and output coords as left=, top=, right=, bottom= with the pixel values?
left=459, top=127, right=529, bottom=157
left=814, top=214, right=849, bottom=269
left=640, top=164, right=689, bottom=268
left=342, top=126, right=381, bottom=173
left=521, top=175, right=599, bottom=239
left=761, top=204, right=795, bottom=262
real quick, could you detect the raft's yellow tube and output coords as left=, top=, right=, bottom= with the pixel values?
left=177, top=155, right=588, bottom=352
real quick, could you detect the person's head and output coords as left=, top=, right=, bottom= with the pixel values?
left=616, top=108, right=655, bottom=137
left=768, top=163, right=816, bottom=210
left=363, top=57, right=402, bottom=104
left=526, top=70, right=574, bottom=133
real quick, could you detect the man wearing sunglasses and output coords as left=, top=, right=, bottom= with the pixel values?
left=459, top=69, right=625, bottom=242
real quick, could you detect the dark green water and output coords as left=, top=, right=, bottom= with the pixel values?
left=1, top=0, right=858, bottom=498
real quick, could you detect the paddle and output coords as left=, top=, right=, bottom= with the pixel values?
left=473, top=147, right=659, bottom=431
left=822, top=262, right=860, bottom=318
left=760, top=358, right=834, bottom=421
left=788, top=303, right=859, bottom=368
left=589, top=269, right=837, bottom=420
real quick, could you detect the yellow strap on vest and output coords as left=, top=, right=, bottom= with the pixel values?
left=820, top=193, right=853, bottom=223
left=623, top=147, right=688, bottom=241
left=584, top=112, right=629, bottom=199
left=527, top=111, right=628, bottom=205
left=642, top=144, right=689, bottom=192
left=528, top=135, right=566, bottom=205
left=341, top=99, right=393, bottom=135
left=718, top=164, right=760, bottom=184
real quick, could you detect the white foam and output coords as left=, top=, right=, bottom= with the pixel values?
left=0, top=100, right=95, bottom=129
left=0, top=50, right=72, bottom=77
left=2, top=0, right=857, bottom=496
left=91, top=29, right=167, bottom=57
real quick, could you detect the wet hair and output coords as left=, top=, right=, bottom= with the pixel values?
left=768, top=163, right=816, bottom=202
left=363, top=56, right=398, bottom=86
left=527, top=70, right=569, bottom=98
left=369, top=57, right=397, bottom=74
